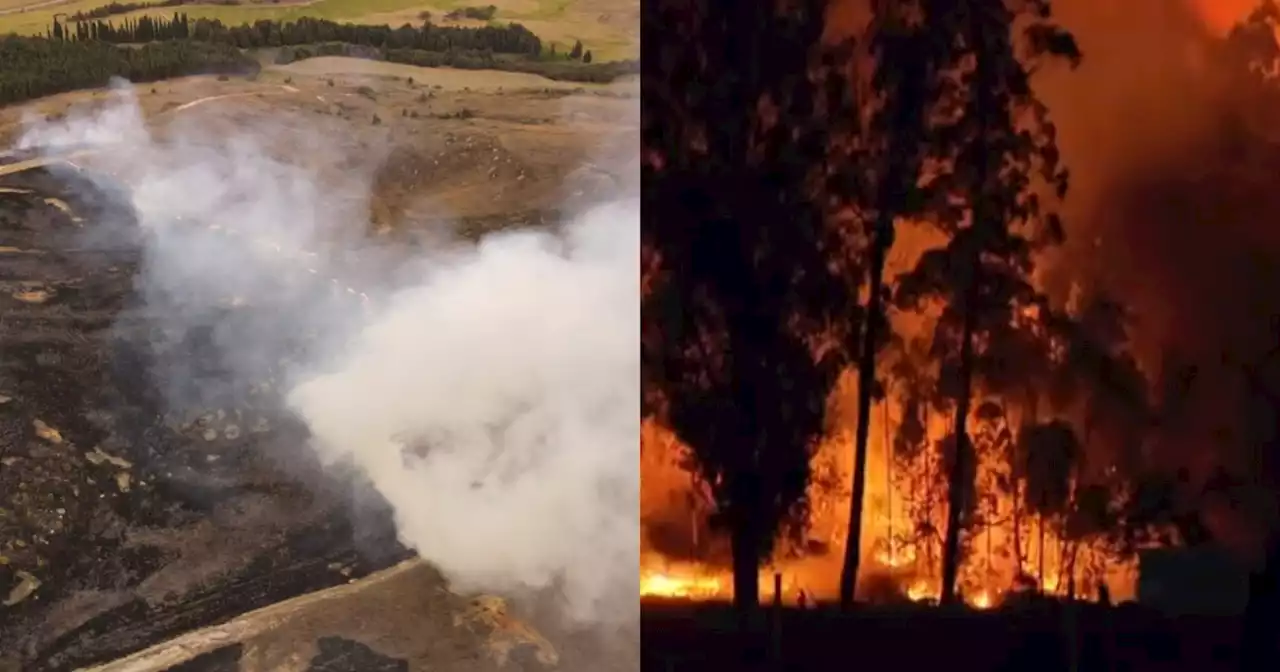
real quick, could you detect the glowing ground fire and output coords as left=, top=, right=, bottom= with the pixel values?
left=639, top=569, right=724, bottom=600
left=641, top=411, right=1141, bottom=608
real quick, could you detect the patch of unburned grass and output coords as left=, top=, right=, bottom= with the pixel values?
left=0, top=0, right=637, bottom=60
left=0, top=0, right=424, bottom=34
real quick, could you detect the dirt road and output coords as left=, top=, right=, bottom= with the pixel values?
left=80, top=558, right=638, bottom=672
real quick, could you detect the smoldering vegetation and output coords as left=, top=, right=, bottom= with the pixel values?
left=12, top=77, right=639, bottom=633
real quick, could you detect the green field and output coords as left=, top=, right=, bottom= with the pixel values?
left=0, top=0, right=638, bottom=61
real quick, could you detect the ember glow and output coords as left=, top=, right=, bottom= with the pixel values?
left=641, top=223, right=1144, bottom=606
left=639, top=566, right=724, bottom=600
left=638, top=0, right=1272, bottom=612
left=641, top=398, right=1142, bottom=607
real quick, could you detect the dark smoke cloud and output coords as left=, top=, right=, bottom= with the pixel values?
left=1039, top=0, right=1280, bottom=556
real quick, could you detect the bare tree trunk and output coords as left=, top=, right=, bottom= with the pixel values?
left=886, top=402, right=894, bottom=564
left=1012, top=483, right=1024, bottom=572
left=985, top=514, right=993, bottom=572
left=941, top=0, right=998, bottom=606
left=1065, top=541, right=1079, bottom=600
left=729, top=472, right=762, bottom=624
left=839, top=213, right=892, bottom=610
left=940, top=273, right=979, bottom=604
left=1039, top=516, right=1046, bottom=588
left=727, top=468, right=768, bottom=669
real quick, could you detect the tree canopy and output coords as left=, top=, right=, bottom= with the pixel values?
left=642, top=0, right=861, bottom=618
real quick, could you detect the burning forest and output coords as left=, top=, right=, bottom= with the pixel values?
left=641, top=0, right=1280, bottom=616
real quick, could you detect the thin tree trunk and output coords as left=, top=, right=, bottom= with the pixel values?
left=839, top=214, right=892, bottom=610
left=985, top=515, right=992, bottom=572
left=1013, top=482, right=1024, bottom=572
left=729, top=469, right=761, bottom=607
left=940, top=262, right=980, bottom=605
left=941, top=0, right=996, bottom=606
left=1038, top=517, right=1046, bottom=589
left=1065, top=541, right=1079, bottom=600
left=886, top=402, right=894, bottom=564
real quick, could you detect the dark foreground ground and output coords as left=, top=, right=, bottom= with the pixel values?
left=642, top=601, right=1243, bottom=672
left=0, top=165, right=630, bottom=671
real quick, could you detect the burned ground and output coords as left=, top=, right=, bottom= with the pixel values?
left=0, top=63, right=637, bottom=671
left=0, top=164, right=414, bottom=670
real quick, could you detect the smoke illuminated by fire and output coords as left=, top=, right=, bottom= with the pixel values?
left=640, top=212, right=1142, bottom=608
left=641, top=0, right=1280, bottom=607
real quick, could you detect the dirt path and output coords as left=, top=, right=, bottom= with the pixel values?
left=170, top=85, right=298, bottom=113
left=80, top=558, right=581, bottom=672
left=271, top=57, right=637, bottom=93
left=0, top=0, right=71, bottom=17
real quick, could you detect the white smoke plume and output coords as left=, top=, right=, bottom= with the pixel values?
left=14, top=79, right=639, bottom=625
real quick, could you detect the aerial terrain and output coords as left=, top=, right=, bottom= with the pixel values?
left=0, top=2, right=638, bottom=669
left=0, top=0, right=639, bottom=62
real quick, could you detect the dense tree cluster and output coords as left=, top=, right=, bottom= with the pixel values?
left=444, top=5, right=498, bottom=21
left=0, top=35, right=255, bottom=106
left=3, top=9, right=629, bottom=108
left=66, top=0, right=240, bottom=23
left=55, top=15, right=544, bottom=56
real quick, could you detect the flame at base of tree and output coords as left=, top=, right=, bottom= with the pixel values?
left=641, top=403, right=1153, bottom=607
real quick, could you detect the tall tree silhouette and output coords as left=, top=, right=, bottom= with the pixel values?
left=890, top=0, right=1080, bottom=604
left=835, top=0, right=943, bottom=610
left=642, top=0, right=860, bottom=620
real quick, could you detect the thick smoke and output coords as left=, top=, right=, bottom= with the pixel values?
left=825, top=0, right=1280, bottom=556
left=1039, top=0, right=1280, bottom=491
left=15, top=80, right=639, bottom=624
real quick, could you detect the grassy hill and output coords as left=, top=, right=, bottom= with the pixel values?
left=0, top=0, right=637, bottom=61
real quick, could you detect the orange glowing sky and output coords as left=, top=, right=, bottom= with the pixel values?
left=1188, top=0, right=1260, bottom=35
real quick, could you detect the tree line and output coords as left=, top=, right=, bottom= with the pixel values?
left=0, top=35, right=255, bottom=106
left=643, top=0, right=1280, bottom=645
left=29, top=12, right=639, bottom=89
left=0, top=11, right=631, bottom=109
left=443, top=5, right=498, bottom=21
left=66, top=0, right=241, bottom=23
left=51, top=14, right=544, bottom=56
